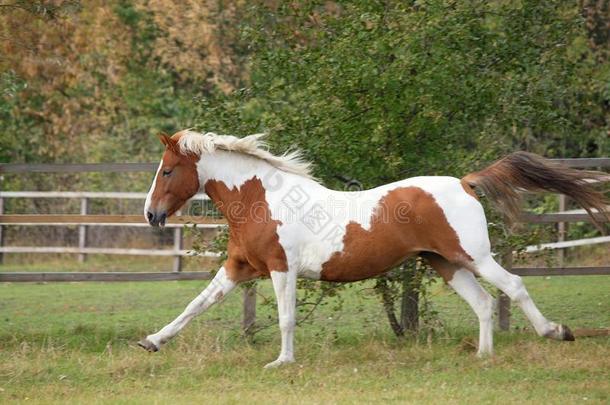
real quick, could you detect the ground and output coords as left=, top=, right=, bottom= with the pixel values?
left=1, top=269, right=608, bottom=404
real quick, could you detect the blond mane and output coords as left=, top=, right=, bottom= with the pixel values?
left=177, top=130, right=316, bottom=180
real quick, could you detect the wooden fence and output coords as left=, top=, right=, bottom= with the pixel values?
left=0, top=191, right=225, bottom=272
left=0, top=158, right=609, bottom=333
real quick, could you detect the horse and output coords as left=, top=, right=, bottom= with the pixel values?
left=138, top=130, right=608, bottom=368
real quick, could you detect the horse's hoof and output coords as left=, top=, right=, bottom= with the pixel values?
left=137, top=338, right=159, bottom=352
left=475, top=349, right=493, bottom=358
left=263, top=358, right=295, bottom=369
left=562, top=325, right=575, bottom=341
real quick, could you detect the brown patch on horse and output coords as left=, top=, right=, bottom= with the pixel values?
left=420, top=252, right=461, bottom=283
left=205, top=177, right=288, bottom=282
left=150, top=132, right=200, bottom=216
left=320, top=187, right=472, bottom=282
left=223, top=241, right=270, bottom=282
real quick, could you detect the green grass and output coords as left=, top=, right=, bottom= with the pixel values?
left=0, top=276, right=608, bottom=404
left=0, top=254, right=216, bottom=273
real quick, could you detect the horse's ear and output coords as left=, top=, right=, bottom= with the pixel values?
left=158, top=133, right=171, bottom=146
left=157, top=133, right=179, bottom=153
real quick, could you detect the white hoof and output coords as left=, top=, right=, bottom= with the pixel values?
left=137, top=337, right=159, bottom=352
left=476, top=349, right=493, bottom=358
left=264, top=357, right=295, bottom=369
left=543, top=324, right=575, bottom=341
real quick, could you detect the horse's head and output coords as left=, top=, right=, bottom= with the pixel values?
left=144, top=133, right=200, bottom=227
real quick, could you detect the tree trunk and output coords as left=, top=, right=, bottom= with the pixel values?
left=378, top=260, right=425, bottom=337
left=400, top=261, right=421, bottom=333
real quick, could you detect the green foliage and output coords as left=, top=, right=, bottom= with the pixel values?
left=197, top=0, right=608, bottom=189
left=197, top=225, right=230, bottom=263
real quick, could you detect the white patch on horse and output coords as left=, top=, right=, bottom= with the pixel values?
left=273, top=176, right=488, bottom=279
left=143, top=159, right=163, bottom=220
left=265, top=270, right=297, bottom=368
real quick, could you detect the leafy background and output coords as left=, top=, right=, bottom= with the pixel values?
left=1, top=0, right=608, bottom=188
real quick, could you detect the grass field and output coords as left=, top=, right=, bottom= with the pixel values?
left=1, top=272, right=608, bottom=404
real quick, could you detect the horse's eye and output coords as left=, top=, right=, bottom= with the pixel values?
left=162, top=169, right=172, bottom=177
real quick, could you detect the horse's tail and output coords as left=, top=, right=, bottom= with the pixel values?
left=462, top=151, right=609, bottom=229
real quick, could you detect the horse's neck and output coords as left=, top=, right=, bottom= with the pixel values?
left=198, top=151, right=277, bottom=221
left=197, top=150, right=271, bottom=189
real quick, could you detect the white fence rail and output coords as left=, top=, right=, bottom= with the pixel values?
left=0, top=191, right=209, bottom=199
left=524, top=235, right=610, bottom=253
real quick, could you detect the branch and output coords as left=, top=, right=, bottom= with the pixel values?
left=376, top=278, right=404, bottom=337
left=297, top=290, right=327, bottom=326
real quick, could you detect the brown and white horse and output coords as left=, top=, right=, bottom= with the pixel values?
left=138, top=130, right=608, bottom=368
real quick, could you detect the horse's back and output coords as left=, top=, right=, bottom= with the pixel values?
left=272, top=175, right=490, bottom=281
left=316, top=177, right=484, bottom=281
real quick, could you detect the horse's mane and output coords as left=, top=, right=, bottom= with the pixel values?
left=177, top=130, right=316, bottom=180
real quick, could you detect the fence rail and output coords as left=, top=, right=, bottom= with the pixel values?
left=0, top=214, right=224, bottom=225
left=0, top=193, right=224, bottom=271
left=510, top=266, right=610, bottom=276
left=0, top=163, right=158, bottom=173
left=0, top=271, right=213, bottom=282
left=520, top=212, right=608, bottom=223
left=0, top=246, right=220, bottom=257
left=0, top=191, right=209, bottom=199
left=524, top=235, right=610, bottom=252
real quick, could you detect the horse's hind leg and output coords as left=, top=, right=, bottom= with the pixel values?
left=473, top=254, right=574, bottom=341
left=422, top=253, right=494, bottom=356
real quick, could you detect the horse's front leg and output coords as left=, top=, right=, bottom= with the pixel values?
left=264, top=270, right=297, bottom=368
left=138, top=266, right=236, bottom=352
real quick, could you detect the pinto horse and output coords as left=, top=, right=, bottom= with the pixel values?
left=138, top=130, right=608, bottom=367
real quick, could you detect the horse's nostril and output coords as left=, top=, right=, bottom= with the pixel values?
left=147, top=211, right=154, bottom=222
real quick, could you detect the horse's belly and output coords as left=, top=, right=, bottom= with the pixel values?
left=319, top=250, right=414, bottom=282
left=317, top=221, right=419, bottom=282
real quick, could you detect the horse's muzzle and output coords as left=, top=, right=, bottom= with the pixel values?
left=146, top=210, right=167, bottom=227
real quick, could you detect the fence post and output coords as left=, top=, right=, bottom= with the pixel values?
left=557, top=194, right=567, bottom=267
left=497, top=249, right=513, bottom=331
left=78, top=197, right=88, bottom=263
left=0, top=175, right=4, bottom=264
left=242, top=284, right=257, bottom=335
left=172, top=210, right=182, bottom=272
